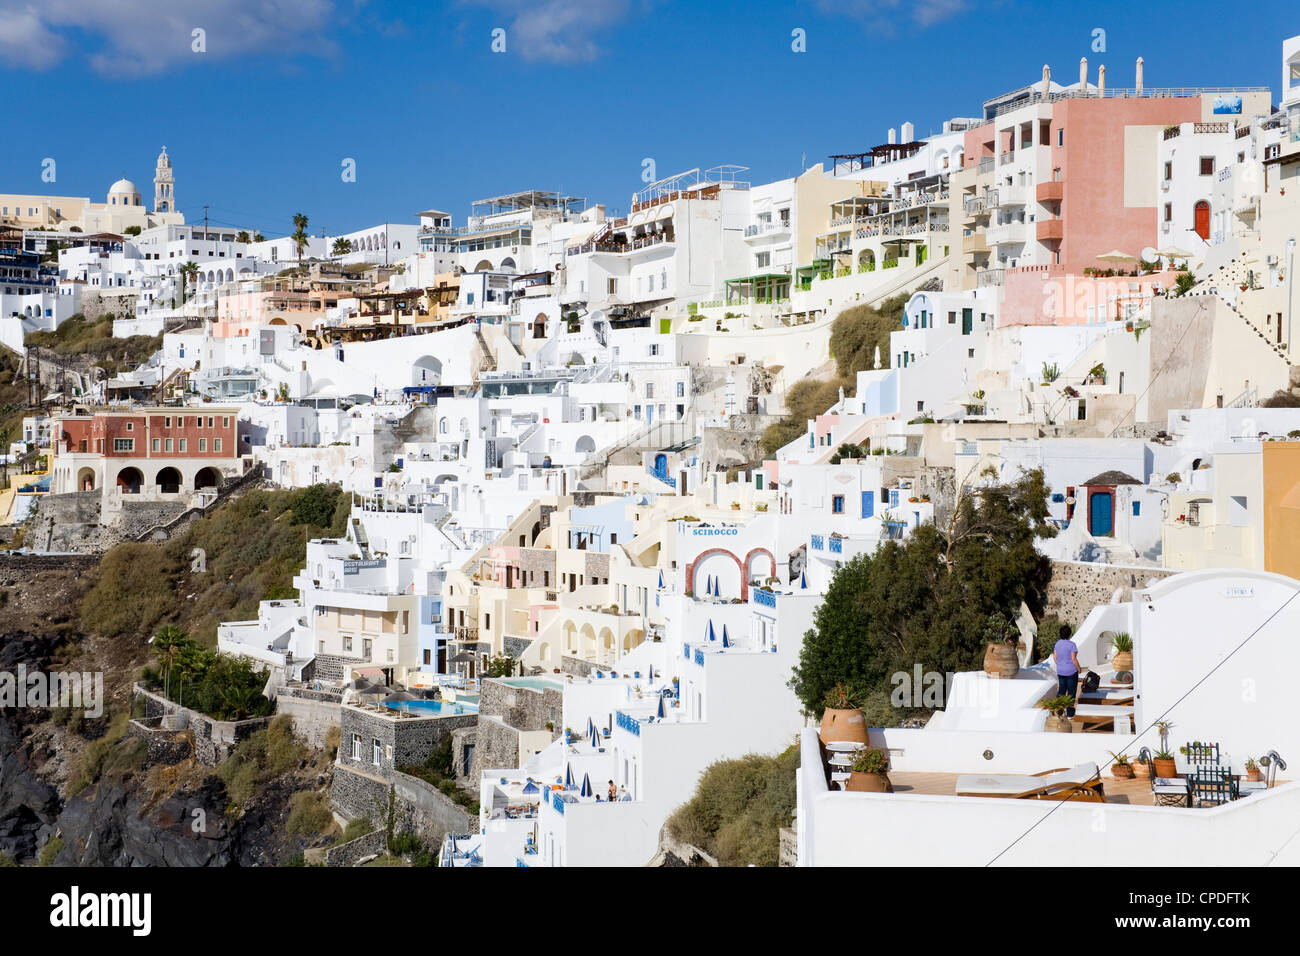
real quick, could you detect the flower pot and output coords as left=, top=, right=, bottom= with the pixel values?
left=1111, top=650, right=1133, bottom=673
left=1153, top=757, right=1177, bottom=778
left=983, top=643, right=1020, bottom=679
left=1111, top=764, right=1135, bottom=779
left=1246, top=769, right=1263, bottom=782
left=1044, top=714, right=1073, bottom=733
left=1133, top=760, right=1151, bottom=778
left=819, top=708, right=868, bottom=746
left=845, top=771, right=893, bottom=793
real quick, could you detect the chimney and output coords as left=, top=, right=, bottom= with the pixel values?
left=1041, top=65, right=1051, bottom=100
left=1098, top=63, right=1106, bottom=97
left=888, top=128, right=896, bottom=144
left=901, top=121, right=914, bottom=142
left=1080, top=56, right=1088, bottom=90
left=1136, top=57, right=1144, bottom=95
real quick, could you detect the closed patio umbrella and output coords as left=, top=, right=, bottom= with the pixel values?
left=565, top=764, right=576, bottom=789
left=722, top=625, right=731, bottom=648
left=657, top=695, right=666, bottom=719
left=707, top=619, right=716, bottom=642
left=589, top=722, right=601, bottom=749
left=580, top=773, right=593, bottom=798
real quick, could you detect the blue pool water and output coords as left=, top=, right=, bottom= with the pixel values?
left=383, top=700, right=478, bottom=716
left=496, top=677, right=564, bottom=691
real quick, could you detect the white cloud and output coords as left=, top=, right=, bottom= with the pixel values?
left=0, top=0, right=339, bottom=74
left=461, top=0, right=640, bottom=64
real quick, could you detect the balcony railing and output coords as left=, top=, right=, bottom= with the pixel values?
left=616, top=710, right=642, bottom=736
left=753, top=589, right=776, bottom=608
left=978, top=157, right=995, bottom=174
left=811, top=534, right=824, bottom=550
left=976, top=268, right=1005, bottom=288
left=646, top=464, right=676, bottom=488
left=829, top=536, right=843, bottom=554
left=999, top=150, right=1016, bottom=165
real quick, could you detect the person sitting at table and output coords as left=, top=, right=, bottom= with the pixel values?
left=1054, top=626, right=1081, bottom=718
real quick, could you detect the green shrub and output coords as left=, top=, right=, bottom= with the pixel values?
left=666, top=745, right=799, bottom=867
left=1035, top=616, right=1071, bottom=662
left=0, top=851, right=17, bottom=867
left=286, top=790, right=333, bottom=837
left=38, top=836, right=64, bottom=867
left=341, top=817, right=374, bottom=842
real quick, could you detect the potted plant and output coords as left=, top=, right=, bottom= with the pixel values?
left=1133, top=753, right=1152, bottom=778
left=1156, top=719, right=1175, bottom=752
left=1110, top=632, right=1134, bottom=676
left=1109, top=752, right=1135, bottom=779
left=845, top=746, right=893, bottom=793
left=819, top=682, right=868, bottom=745
left=982, top=614, right=1021, bottom=679
left=1245, top=757, right=1263, bottom=782
left=1152, top=749, right=1177, bottom=778
left=1038, top=694, right=1075, bottom=732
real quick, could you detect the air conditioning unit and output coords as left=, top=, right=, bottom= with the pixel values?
left=1267, top=254, right=1279, bottom=265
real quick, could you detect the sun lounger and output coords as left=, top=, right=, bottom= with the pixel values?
left=956, top=762, right=1106, bottom=802
left=1072, top=703, right=1136, bottom=733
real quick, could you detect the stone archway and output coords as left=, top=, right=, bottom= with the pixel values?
left=155, top=466, right=182, bottom=494
left=116, top=467, right=143, bottom=494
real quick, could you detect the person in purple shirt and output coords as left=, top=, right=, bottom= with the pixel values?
left=1054, top=630, right=1081, bottom=718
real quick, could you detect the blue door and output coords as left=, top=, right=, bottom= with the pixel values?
left=860, top=491, right=874, bottom=518
left=1088, top=492, right=1113, bottom=537
left=654, top=453, right=667, bottom=473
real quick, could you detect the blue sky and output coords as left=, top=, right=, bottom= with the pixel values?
left=1, top=0, right=1296, bottom=239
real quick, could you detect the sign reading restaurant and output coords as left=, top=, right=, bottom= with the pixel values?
left=343, top=559, right=387, bottom=575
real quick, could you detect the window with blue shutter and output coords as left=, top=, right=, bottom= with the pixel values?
left=861, top=491, right=874, bottom=518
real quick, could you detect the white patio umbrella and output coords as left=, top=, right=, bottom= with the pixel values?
left=1096, top=249, right=1135, bottom=264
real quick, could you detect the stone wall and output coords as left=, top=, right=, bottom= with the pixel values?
left=449, top=727, right=476, bottom=779
left=127, top=718, right=193, bottom=765
left=323, top=827, right=384, bottom=867
left=132, top=683, right=271, bottom=766
left=467, top=714, right=522, bottom=783
left=27, top=493, right=191, bottom=554
left=1045, top=560, right=1176, bottom=628
left=336, top=705, right=476, bottom=778
left=329, top=763, right=475, bottom=851
left=478, top=677, right=562, bottom=732
left=311, top=653, right=361, bottom=683
left=274, top=692, right=341, bottom=751
left=699, top=414, right=782, bottom=473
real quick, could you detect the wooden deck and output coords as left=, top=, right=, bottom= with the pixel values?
left=887, top=771, right=1160, bottom=805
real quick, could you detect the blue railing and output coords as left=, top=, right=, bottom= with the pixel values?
left=551, top=790, right=566, bottom=814
left=811, top=534, right=824, bottom=550
left=616, top=710, right=642, bottom=736
left=647, top=465, right=676, bottom=489
left=694, top=648, right=704, bottom=666
left=829, top=536, right=843, bottom=554
left=753, top=589, right=776, bottom=608
left=683, top=642, right=690, bottom=659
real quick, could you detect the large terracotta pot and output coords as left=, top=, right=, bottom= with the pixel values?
left=984, top=643, right=1020, bottom=679
left=845, top=772, right=893, bottom=793
left=1153, top=757, right=1177, bottom=778
left=1044, top=714, right=1073, bottom=733
left=820, top=708, right=868, bottom=745
left=1112, top=650, right=1134, bottom=672
left=1133, top=759, right=1151, bottom=778
left=1111, top=763, right=1135, bottom=779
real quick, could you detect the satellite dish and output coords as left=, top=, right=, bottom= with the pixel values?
left=1140, top=246, right=1159, bottom=263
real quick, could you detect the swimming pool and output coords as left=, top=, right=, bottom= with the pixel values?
left=383, top=699, right=479, bottom=716
left=496, top=676, right=564, bottom=692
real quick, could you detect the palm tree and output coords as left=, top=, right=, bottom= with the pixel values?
left=291, top=213, right=309, bottom=266
left=253, top=232, right=265, bottom=243
left=331, top=237, right=352, bottom=258
left=236, top=230, right=250, bottom=244
left=178, top=261, right=199, bottom=304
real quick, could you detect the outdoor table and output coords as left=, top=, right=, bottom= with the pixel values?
left=828, top=754, right=853, bottom=768
left=825, top=741, right=866, bottom=753
left=1152, top=776, right=1190, bottom=807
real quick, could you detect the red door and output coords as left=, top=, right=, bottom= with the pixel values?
left=1194, top=201, right=1210, bottom=240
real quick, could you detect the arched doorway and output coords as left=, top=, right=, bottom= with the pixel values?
left=195, top=467, right=221, bottom=490
left=76, top=467, right=96, bottom=492
left=1193, top=200, right=1210, bottom=241
left=575, top=435, right=596, bottom=455
left=116, top=467, right=143, bottom=494
left=532, top=314, right=547, bottom=339
left=413, top=355, right=442, bottom=386
left=155, top=466, right=182, bottom=494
